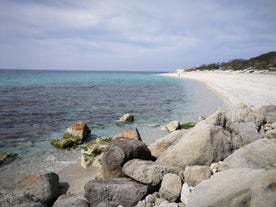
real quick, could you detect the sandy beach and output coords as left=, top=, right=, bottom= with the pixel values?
left=163, top=71, right=276, bottom=107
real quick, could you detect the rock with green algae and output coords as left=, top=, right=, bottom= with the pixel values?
left=64, top=121, right=91, bottom=144
left=50, top=138, right=74, bottom=149
left=0, top=152, right=18, bottom=165
left=81, top=137, right=112, bottom=168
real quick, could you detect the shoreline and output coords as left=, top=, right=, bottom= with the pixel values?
left=59, top=70, right=276, bottom=194
left=162, top=70, right=276, bottom=108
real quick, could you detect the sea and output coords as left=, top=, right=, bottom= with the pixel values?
left=0, top=69, right=223, bottom=189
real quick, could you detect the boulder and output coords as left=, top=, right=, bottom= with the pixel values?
left=183, top=165, right=212, bottom=186
left=265, top=129, right=276, bottom=139
left=235, top=122, right=262, bottom=144
left=260, top=105, right=276, bottom=124
left=225, top=104, right=266, bottom=130
left=148, top=130, right=188, bottom=158
left=122, top=159, right=180, bottom=186
left=0, top=152, right=17, bottom=165
left=0, top=190, right=45, bottom=207
left=250, top=169, right=276, bottom=207
left=224, top=138, right=276, bottom=169
left=159, top=173, right=182, bottom=202
left=50, top=138, right=74, bottom=149
left=64, top=122, right=91, bottom=144
left=157, top=110, right=243, bottom=168
left=16, top=172, right=59, bottom=206
left=161, top=121, right=180, bottom=132
left=101, top=138, right=155, bottom=178
left=113, top=128, right=142, bottom=141
left=187, top=168, right=266, bottom=207
left=84, top=178, right=148, bottom=207
left=53, top=194, right=89, bottom=207
left=118, top=114, right=134, bottom=123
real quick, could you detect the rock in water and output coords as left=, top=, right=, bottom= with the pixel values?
left=113, top=128, right=142, bottom=141
left=0, top=152, right=17, bottom=165
left=16, top=172, right=59, bottom=206
left=84, top=178, right=148, bottom=207
left=159, top=173, right=182, bottom=202
left=122, top=159, right=180, bottom=186
left=101, top=138, right=155, bottom=179
left=50, top=138, right=74, bottom=149
left=161, top=121, right=180, bottom=132
left=118, top=114, right=134, bottom=123
left=64, top=122, right=91, bottom=144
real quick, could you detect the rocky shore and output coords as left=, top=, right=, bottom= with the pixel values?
left=1, top=71, right=276, bottom=207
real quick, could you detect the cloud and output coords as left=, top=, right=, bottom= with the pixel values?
left=0, top=0, right=275, bottom=70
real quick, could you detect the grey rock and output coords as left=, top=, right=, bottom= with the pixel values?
left=250, top=169, right=276, bottom=207
left=148, top=130, right=188, bottom=158
left=0, top=152, right=17, bottom=166
left=157, top=110, right=243, bottom=168
left=101, top=138, right=154, bottom=178
left=224, top=138, right=276, bottom=169
left=187, top=168, right=265, bottom=207
left=235, top=122, right=262, bottom=144
left=184, top=165, right=211, bottom=186
left=145, top=194, right=155, bottom=203
left=122, top=159, right=180, bottom=186
left=53, top=194, right=89, bottom=207
left=261, top=105, right=276, bottom=124
left=16, top=172, right=59, bottom=206
left=84, top=178, right=148, bottom=207
left=0, top=190, right=45, bottom=207
left=160, top=173, right=182, bottom=202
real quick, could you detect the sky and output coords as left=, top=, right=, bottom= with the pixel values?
left=0, top=0, right=275, bottom=71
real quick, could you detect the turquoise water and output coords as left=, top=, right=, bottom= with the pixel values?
left=0, top=70, right=223, bottom=189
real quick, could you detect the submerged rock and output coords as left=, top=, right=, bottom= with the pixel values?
left=50, top=138, right=74, bottom=149
left=84, top=178, right=148, bottom=207
left=101, top=138, right=155, bottom=179
left=64, top=122, right=91, bottom=144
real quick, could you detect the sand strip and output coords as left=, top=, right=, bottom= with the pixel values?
left=163, top=71, right=276, bottom=107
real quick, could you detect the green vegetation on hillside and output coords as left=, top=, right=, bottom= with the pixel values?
left=185, top=51, right=276, bottom=71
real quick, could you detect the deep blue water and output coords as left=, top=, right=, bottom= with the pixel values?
left=0, top=69, right=223, bottom=188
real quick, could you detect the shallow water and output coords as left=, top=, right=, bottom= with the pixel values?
left=0, top=70, right=223, bottom=189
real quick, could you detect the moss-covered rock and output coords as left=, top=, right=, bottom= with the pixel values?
left=50, top=138, right=74, bottom=149
left=81, top=138, right=112, bottom=168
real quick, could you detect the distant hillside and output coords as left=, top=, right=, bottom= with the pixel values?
left=185, top=51, right=276, bottom=71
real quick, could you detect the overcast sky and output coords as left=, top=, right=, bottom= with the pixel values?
left=0, top=0, right=275, bottom=71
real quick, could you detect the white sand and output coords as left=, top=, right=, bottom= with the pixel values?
left=164, top=71, right=276, bottom=107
